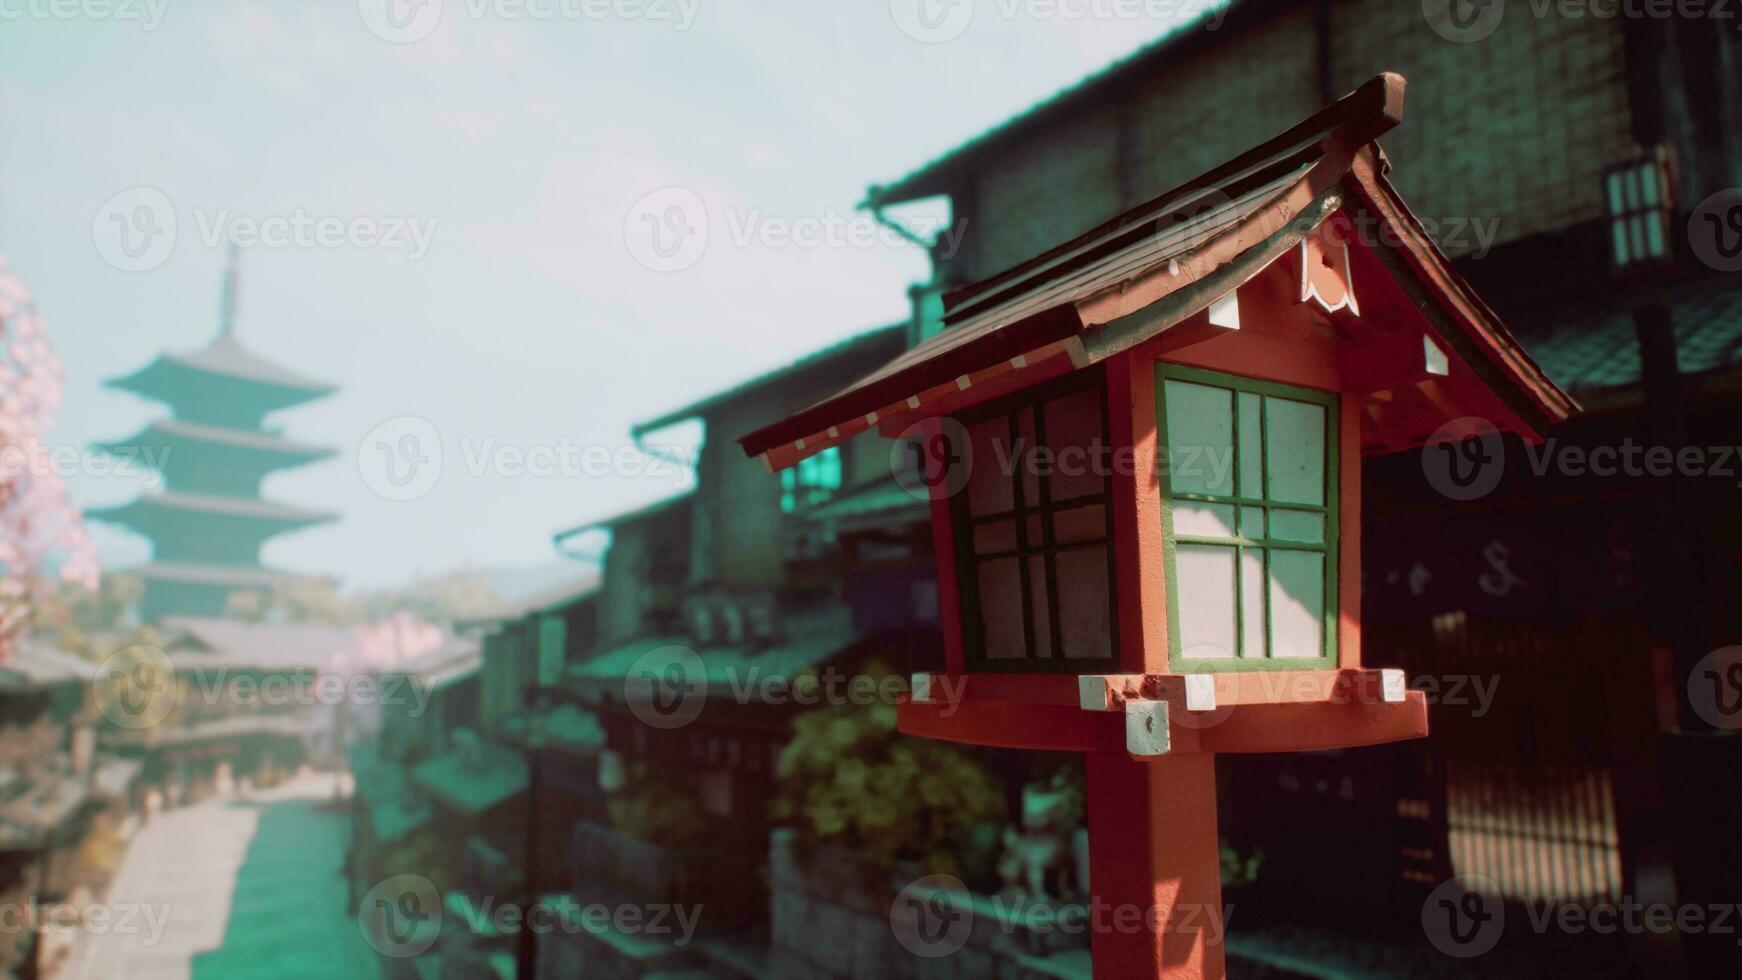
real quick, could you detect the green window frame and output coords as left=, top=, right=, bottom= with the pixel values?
left=780, top=445, right=842, bottom=513
left=1156, top=363, right=1338, bottom=673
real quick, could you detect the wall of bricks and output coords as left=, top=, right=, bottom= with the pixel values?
left=956, top=0, right=1634, bottom=281
left=1329, top=0, right=1634, bottom=247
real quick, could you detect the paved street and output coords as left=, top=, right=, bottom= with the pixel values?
left=60, top=774, right=377, bottom=980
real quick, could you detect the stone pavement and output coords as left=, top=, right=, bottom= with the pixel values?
left=59, top=774, right=378, bottom=980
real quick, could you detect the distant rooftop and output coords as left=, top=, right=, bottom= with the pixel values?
left=112, top=331, right=336, bottom=396
left=161, top=616, right=356, bottom=672
left=102, top=418, right=334, bottom=458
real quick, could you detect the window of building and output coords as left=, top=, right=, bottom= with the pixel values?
left=537, top=614, right=567, bottom=688
left=951, top=372, right=1118, bottom=671
left=780, top=445, right=841, bottom=513
left=1158, top=364, right=1338, bottom=670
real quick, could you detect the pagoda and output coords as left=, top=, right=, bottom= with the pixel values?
left=90, top=251, right=338, bottom=620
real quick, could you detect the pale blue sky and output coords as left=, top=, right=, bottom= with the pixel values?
left=0, top=0, right=1214, bottom=590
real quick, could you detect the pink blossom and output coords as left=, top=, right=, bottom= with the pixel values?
left=0, top=255, right=99, bottom=661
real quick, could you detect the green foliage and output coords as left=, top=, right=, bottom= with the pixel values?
left=774, top=680, right=1006, bottom=878
left=1220, top=841, right=1264, bottom=889
left=606, top=761, right=708, bottom=849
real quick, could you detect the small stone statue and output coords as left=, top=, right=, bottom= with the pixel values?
left=997, top=773, right=1082, bottom=903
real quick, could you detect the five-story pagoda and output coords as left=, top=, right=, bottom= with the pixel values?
left=90, top=252, right=338, bottom=620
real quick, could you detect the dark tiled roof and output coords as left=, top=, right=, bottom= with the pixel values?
left=1520, top=281, right=1742, bottom=395
left=800, top=478, right=929, bottom=531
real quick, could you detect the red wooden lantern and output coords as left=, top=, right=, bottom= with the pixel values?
left=742, top=74, right=1574, bottom=979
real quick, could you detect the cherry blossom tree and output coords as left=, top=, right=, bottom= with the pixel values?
left=0, top=255, right=99, bottom=662
left=311, top=610, right=449, bottom=770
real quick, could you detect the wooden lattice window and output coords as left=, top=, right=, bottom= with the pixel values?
left=1157, top=364, right=1338, bottom=671
left=951, top=371, right=1119, bottom=672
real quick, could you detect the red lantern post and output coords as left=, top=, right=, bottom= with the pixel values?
left=744, top=74, right=1575, bottom=979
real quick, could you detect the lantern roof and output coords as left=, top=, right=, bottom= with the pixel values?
left=741, top=74, right=1577, bottom=470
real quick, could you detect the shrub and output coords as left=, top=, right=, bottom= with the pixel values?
left=775, top=679, right=1005, bottom=878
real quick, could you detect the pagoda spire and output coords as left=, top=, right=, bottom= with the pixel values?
left=219, top=243, right=240, bottom=338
